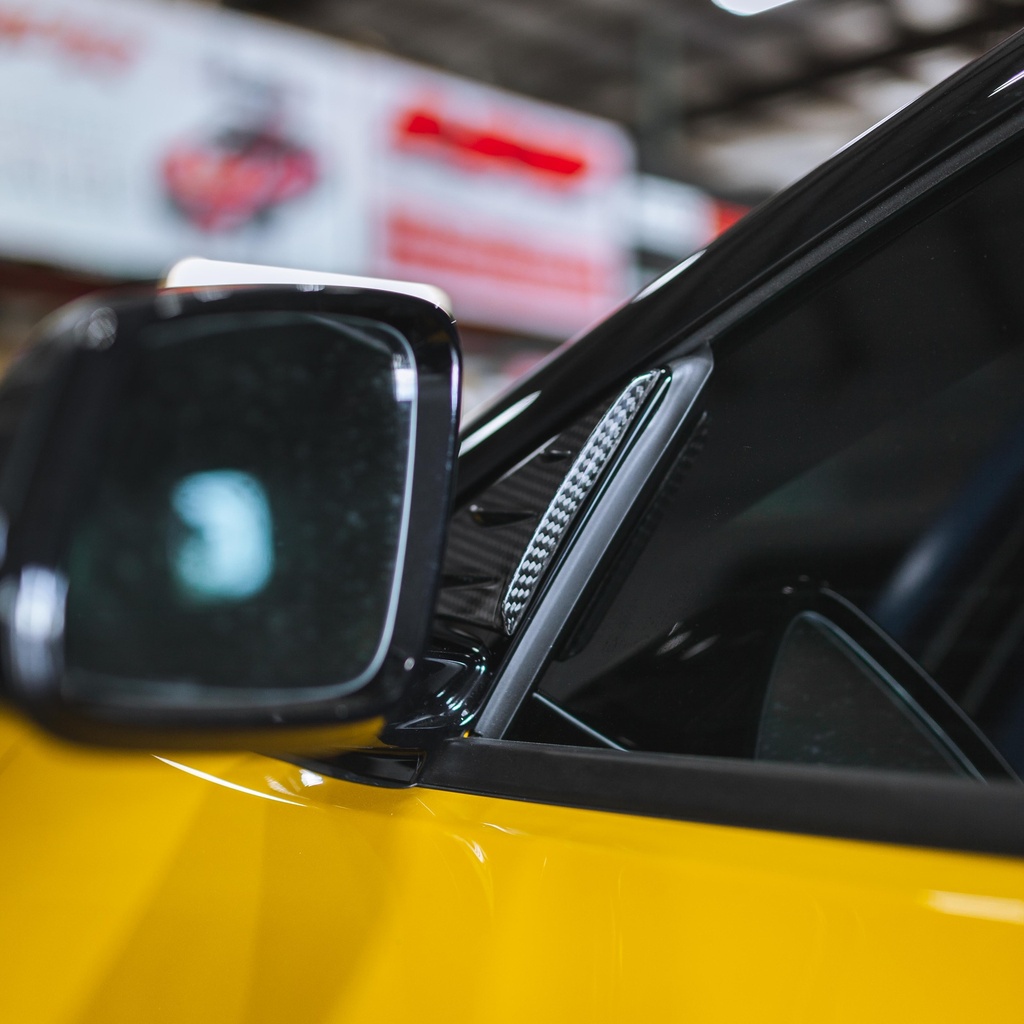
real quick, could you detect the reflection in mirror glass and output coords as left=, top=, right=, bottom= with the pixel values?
left=169, top=470, right=274, bottom=604
left=63, top=312, right=415, bottom=708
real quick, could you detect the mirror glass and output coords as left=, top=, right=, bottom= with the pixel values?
left=62, top=311, right=415, bottom=708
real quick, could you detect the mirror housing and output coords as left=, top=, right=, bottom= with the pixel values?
left=0, top=281, right=459, bottom=748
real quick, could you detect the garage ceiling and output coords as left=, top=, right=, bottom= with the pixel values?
left=224, top=0, right=1024, bottom=196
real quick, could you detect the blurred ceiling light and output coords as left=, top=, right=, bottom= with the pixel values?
left=711, top=0, right=799, bottom=17
left=810, top=3, right=897, bottom=57
left=772, top=96, right=868, bottom=134
left=693, top=124, right=854, bottom=191
left=894, top=0, right=973, bottom=32
left=906, top=47, right=974, bottom=88
left=734, top=36, right=802, bottom=75
left=840, top=70, right=927, bottom=119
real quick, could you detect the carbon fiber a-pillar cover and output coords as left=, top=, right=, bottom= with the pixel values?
left=436, top=371, right=663, bottom=635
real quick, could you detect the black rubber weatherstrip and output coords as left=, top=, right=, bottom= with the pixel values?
left=420, top=737, right=1024, bottom=857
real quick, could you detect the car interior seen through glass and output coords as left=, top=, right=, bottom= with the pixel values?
left=515, top=144, right=1024, bottom=779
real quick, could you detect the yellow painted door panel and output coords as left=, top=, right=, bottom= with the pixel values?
left=1, top=709, right=1022, bottom=1023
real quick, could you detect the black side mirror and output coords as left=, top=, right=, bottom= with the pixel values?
left=0, top=282, right=459, bottom=748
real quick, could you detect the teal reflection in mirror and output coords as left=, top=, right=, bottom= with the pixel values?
left=169, top=471, right=274, bottom=604
left=62, top=311, right=415, bottom=708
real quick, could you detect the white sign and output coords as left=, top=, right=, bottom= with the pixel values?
left=0, top=0, right=372, bottom=278
left=0, top=0, right=635, bottom=337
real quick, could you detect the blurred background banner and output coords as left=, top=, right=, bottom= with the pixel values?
left=24, top=0, right=990, bottom=402
left=0, top=0, right=634, bottom=339
left=0, top=0, right=372, bottom=281
left=365, top=55, right=634, bottom=337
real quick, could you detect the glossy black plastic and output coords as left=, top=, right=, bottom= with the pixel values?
left=457, top=29, right=1024, bottom=500
left=0, top=284, right=459, bottom=746
left=421, top=735, right=1024, bottom=856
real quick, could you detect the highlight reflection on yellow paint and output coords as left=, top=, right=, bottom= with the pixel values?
left=153, top=756, right=304, bottom=806
left=925, top=890, right=1024, bottom=924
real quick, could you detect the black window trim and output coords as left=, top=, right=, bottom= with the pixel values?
left=420, top=736, right=1024, bottom=857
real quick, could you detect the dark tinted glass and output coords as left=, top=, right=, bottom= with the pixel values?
left=63, top=312, right=413, bottom=708
left=756, top=614, right=965, bottom=775
left=529, top=148, right=1024, bottom=775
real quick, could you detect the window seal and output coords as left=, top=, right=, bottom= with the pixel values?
left=420, top=735, right=1024, bottom=857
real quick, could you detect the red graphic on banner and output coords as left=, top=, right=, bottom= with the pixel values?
left=385, top=211, right=613, bottom=296
left=162, top=130, right=318, bottom=232
left=394, top=105, right=589, bottom=185
left=0, top=8, right=135, bottom=71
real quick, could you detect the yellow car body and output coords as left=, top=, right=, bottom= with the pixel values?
left=2, top=709, right=1023, bottom=1023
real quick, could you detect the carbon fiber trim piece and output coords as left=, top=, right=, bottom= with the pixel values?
left=436, top=405, right=607, bottom=632
left=502, top=371, right=662, bottom=634
left=473, top=349, right=713, bottom=737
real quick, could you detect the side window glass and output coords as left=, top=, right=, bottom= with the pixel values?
left=757, top=613, right=966, bottom=775
left=514, top=145, right=1024, bottom=781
